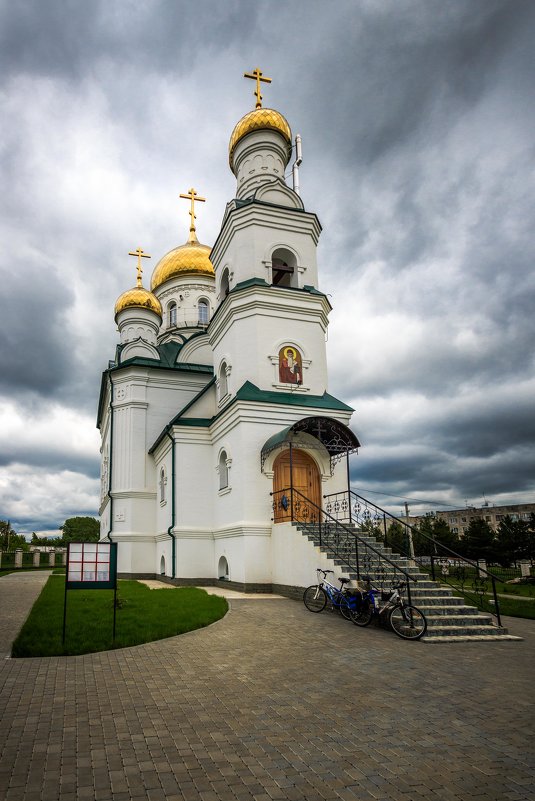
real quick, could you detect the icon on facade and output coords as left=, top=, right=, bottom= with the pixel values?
left=279, top=346, right=302, bottom=384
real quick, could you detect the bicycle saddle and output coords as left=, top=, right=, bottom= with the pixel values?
left=339, top=578, right=350, bottom=584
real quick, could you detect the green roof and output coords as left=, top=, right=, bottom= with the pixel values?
left=149, top=380, right=353, bottom=451
left=110, top=337, right=213, bottom=373
left=234, top=277, right=270, bottom=291
left=234, top=381, right=353, bottom=411
left=96, top=342, right=214, bottom=428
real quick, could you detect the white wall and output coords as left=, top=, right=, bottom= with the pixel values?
left=211, top=205, right=321, bottom=294
left=271, top=522, right=350, bottom=589
left=209, top=288, right=330, bottom=398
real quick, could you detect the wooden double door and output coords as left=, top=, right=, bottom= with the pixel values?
left=273, top=449, right=321, bottom=522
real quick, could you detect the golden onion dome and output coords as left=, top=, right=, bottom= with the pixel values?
left=114, top=285, right=162, bottom=318
left=150, top=234, right=214, bottom=291
left=229, top=107, right=292, bottom=168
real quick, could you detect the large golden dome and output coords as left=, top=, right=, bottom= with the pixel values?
left=229, top=107, right=292, bottom=168
left=150, top=235, right=214, bottom=291
left=114, top=285, right=162, bottom=318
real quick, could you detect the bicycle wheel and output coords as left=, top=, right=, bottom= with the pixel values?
left=389, top=605, right=427, bottom=640
left=303, top=585, right=327, bottom=612
left=338, top=595, right=353, bottom=621
left=350, top=601, right=374, bottom=627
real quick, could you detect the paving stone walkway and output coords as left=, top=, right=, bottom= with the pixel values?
left=0, top=573, right=534, bottom=801
left=0, top=571, right=52, bottom=658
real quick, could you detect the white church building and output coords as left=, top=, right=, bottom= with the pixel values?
left=97, top=72, right=360, bottom=593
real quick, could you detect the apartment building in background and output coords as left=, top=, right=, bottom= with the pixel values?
left=409, top=502, right=535, bottom=536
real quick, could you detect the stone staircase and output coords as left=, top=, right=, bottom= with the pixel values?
left=296, top=522, right=522, bottom=642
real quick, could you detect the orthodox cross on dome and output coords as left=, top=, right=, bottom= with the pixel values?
left=244, top=67, right=272, bottom=109
left=179, top=187, right=206, bottom=243
left=128, top=248, right=151, bottom=286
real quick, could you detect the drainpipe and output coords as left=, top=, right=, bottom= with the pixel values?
left=166, top=431, right=176, bottom=578
left=346, top=451, right=351, bottom=524
left=289, top=441, right=294, bottom=521
left=106, top=374, right=114, bottom=542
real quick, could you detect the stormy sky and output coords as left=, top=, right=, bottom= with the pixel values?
left=1, top=0, right=534, bottom=536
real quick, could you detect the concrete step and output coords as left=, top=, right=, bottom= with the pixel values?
left=297, top=519, right=523, bottom=642
left=423, top=624, right=509, bottom=637
left=410, top=596, right=471, bottom=607
left=413, top=598, right=482, bottom=618
left=422, top=634, right=523, bottom=642
left=425, top=614, right=495, bottom=627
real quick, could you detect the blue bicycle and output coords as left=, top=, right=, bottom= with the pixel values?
left=303, top=569, right=353, bottom=620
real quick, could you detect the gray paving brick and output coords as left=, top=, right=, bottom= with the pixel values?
left=0, top=577, right=534, bottom=801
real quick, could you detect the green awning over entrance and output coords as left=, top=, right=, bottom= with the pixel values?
left=261, top=416, right=360, bottom=468
left=261, top=425, right=294, bottom=456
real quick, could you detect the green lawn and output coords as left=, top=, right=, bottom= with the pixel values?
left=449, top=587, right=535, bottom=620
left=491, top=596, right=535, bottom=620
left=11, top=576, right=228, bottom=657
left=492, top=581, right=535, bottom=598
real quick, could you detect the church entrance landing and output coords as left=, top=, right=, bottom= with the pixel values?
left=263, top=416, right=360, bottom=524
left=273, top=449, right=321, bottom=523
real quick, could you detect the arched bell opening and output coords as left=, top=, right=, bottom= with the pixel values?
left=271, top=247, right=298, bottom=289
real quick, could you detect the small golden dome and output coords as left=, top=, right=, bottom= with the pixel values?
left=229, top=107, right=292, bottom=168
left=114, top=286, right=162, bottom=318
left=150, top=236, right=214, bottom=291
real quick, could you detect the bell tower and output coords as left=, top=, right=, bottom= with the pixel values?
left=208, top=69, right=330, bottom=401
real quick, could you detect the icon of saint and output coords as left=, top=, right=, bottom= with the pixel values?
left=279, top=347, right=302, bottom=384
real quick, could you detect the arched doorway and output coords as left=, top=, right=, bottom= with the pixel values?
left=273, top=449, right=321, bottom=523
left=160, top=555, right=166, bottom=575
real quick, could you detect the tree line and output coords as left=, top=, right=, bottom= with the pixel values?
left=383, top=514, right=535, bottom=566
left=0, top=517, right=100, bottom=550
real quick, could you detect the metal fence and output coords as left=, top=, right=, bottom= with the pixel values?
left=0, top=550, right=66, bottom=570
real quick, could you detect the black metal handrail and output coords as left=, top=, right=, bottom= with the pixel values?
left=270, top=487, right=417, bottom=606
left=324, top=490, right=504, bottom=626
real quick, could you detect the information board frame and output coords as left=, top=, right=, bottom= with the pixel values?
left=63, top=541, right=119, bottom=643
left=66, top=541, right=118, bottom=589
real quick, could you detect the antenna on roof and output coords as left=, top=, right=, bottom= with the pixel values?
left=292, top=134, right=302, bottom=195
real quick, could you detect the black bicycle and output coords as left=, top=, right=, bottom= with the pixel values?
left=348, top=579, right=427, bottom=640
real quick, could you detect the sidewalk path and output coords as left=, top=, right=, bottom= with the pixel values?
left=0, top=571, right=51, bottom=658
left=0, top=572, right=534, bottom=801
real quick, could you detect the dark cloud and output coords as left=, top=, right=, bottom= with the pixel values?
left=0, top=263, right=76, bottom=397
left=430, top=394, right=535, bottom=460
left=302, top=1, right=534, bottom=164
left=351, top=443, right=535, bottom=513
left=0, top=0, right=261, bottom=82
left=0, top=444, right=99, bottom=478
left=1, top=0, right=534, bottom=530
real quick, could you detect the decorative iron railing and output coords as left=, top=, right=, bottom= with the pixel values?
left=324, top=490, right=505, bottom=626
left=270, top=487, right=417, bottom=605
